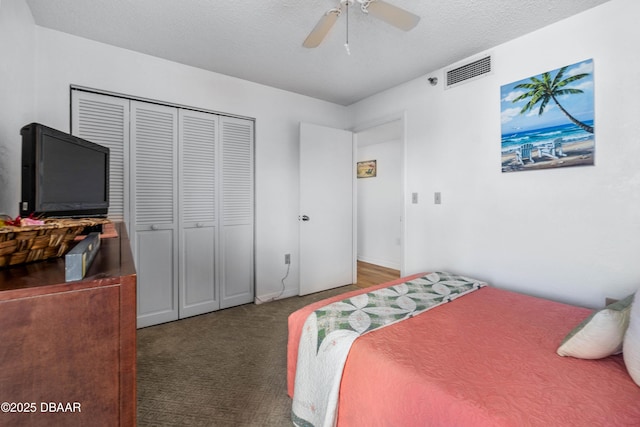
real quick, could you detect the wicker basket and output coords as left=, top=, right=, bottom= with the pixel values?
left=0, top=218, right=110, bottom=268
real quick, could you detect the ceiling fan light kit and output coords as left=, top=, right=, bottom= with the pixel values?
left=303, top=0, right=420, bottom=50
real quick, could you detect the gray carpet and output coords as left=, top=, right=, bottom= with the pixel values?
left=137, top=285, right=358, bottom=427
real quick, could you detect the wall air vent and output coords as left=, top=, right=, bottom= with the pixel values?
left=445, top=55, right=492, bottom=89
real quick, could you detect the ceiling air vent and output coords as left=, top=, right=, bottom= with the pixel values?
left=445, top=55, right=492, bottom=89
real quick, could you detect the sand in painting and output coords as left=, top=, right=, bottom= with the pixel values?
left=501, top=138, right=594, bottom=172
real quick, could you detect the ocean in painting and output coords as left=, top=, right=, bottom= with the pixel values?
left=501, top=120, right=594, bottom=155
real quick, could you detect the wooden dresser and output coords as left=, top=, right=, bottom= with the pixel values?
left=0, top=223, right=136, bottom=427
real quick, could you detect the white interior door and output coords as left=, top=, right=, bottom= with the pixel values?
left=299, top=122, right=354, bottom=295
left=72, top=90, right=254, bottom=327
left=178, top=110, right=219, bottom=318
left=131, top=101, right=179, bottom=328
left=219, top=116, right=255, bottom=308
left=71, top=90, right=130, bottom=226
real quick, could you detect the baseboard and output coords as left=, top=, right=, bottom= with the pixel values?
left=254, top=287, right=298, bottom=304
left=357, top=255, right=400, bottom=271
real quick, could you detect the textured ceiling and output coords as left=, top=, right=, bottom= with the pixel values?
left=25, top=0, right=610, bottom=106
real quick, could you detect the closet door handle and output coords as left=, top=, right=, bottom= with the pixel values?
left=300, top=215, right=310, bottom=222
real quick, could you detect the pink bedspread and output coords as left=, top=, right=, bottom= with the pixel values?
left=288, top=279, right=640, bottom=426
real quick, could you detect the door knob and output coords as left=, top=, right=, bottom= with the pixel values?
left=301, top=215, right=310, bottom=221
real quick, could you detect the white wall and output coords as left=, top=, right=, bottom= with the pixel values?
left=357, top=140, right=402, bottom=269
left=0, top=0, right=35, bottom=215
left=351, top=0, right=640, bottom=308
left=0, top=0, right=351, bottom=301
left=4, top=0, right=638, bottom=309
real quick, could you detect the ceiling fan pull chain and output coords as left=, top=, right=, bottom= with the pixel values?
left=344, top=0, right=351, bottom=55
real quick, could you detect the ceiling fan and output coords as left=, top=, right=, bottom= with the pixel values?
left=303, top=0, right=420, bottom=49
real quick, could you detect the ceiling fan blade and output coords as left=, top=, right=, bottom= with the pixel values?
left=303, top=9, right=341, bottom=48
left=366, top=0, right=420, bottom=31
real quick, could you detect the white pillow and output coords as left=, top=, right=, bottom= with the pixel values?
left=623, top=289, right=640, bottom=387
left=557, top=294, right=634, bottom=359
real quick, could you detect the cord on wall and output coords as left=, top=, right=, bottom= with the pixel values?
left=255, top=256, right=290, bottom=304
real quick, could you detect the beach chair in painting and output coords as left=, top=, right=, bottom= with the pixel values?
left=515, top=143, right=535, bottom=165
left=538, top=138, right=567, bottom=159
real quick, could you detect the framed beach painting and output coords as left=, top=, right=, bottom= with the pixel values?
left=500, top=59, right=595, bottom=173
left=357, top=160, right=376, bottom=178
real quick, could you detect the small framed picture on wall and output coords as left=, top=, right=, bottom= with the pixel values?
left=357, top=160, right=377, bottom=178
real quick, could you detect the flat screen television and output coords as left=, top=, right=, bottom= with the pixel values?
left=20, top=123, right=109, bottom=218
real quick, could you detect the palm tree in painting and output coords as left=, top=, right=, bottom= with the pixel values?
left=512, top=66, right=593, bottom=134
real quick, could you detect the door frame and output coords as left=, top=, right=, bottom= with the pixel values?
left=352, top=111, right=407, bottom=276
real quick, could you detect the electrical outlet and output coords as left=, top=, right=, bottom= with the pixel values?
left=285, top=253, right=291, bottom=265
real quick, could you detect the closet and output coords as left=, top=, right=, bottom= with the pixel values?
left=71, top=90, right=254, bottom=328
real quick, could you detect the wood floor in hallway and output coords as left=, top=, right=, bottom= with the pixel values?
left=355, top=261, right=400, bottom=288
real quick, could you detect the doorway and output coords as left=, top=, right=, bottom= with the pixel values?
left=355, top=116, right=405, bottom=275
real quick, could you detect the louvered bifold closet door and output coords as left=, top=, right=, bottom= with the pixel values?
left=131, top=101, right=179, bottom=328
left=71, top=91, right=130, bottom=224
left=220, top=116, right=254, bottom=309
left=178, top=110, right=220, bottom=318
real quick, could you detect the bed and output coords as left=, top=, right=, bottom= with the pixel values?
left=287, top=272, right=640, bottom=426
